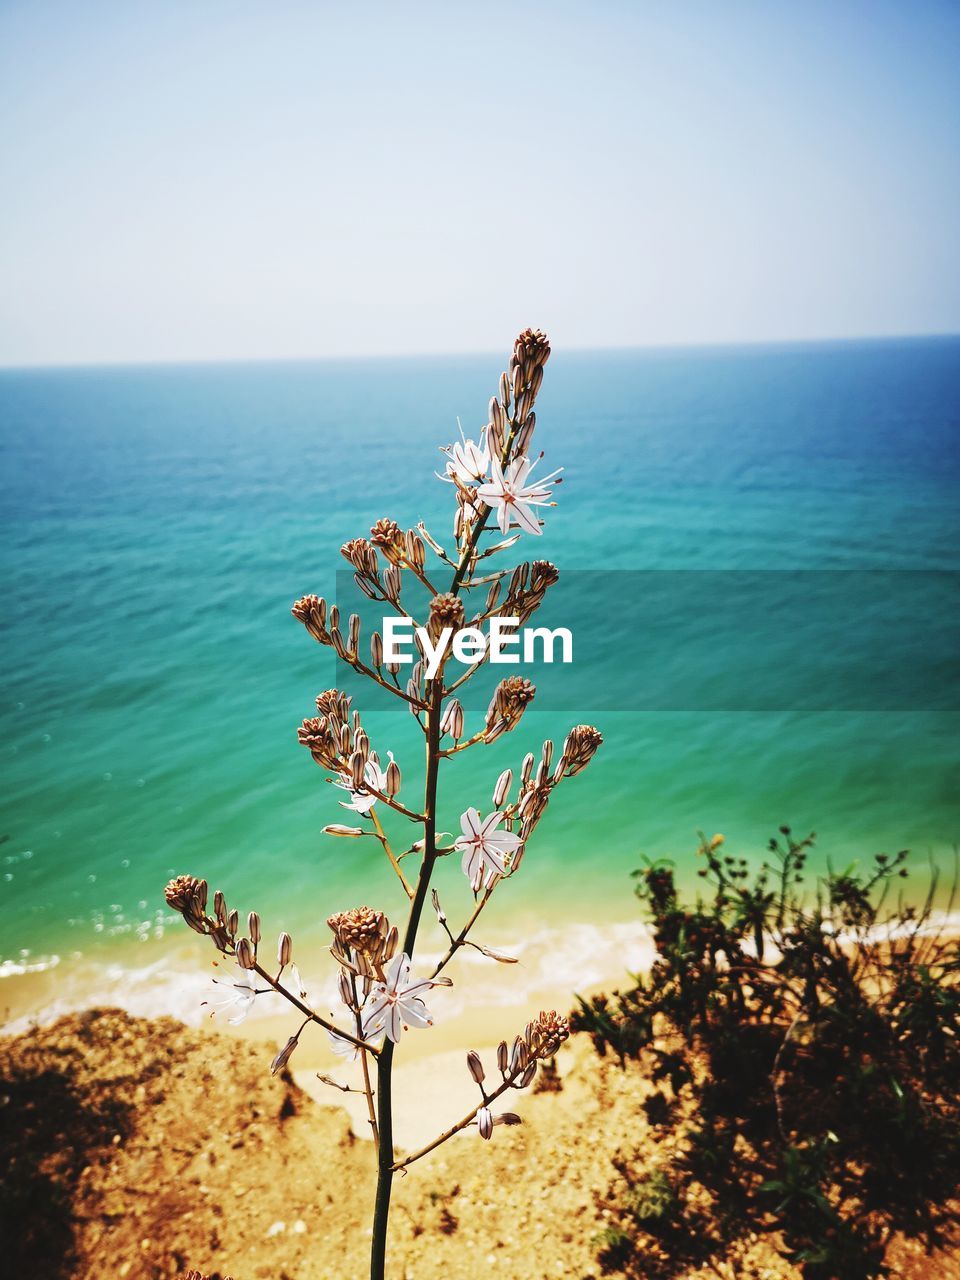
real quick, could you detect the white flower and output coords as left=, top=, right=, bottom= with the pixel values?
left=362, top=952, right=441, bottom=1043
left=455, top=807, right=523, bottom=892
left=334, top=753, right=391, bottom=815
left=327, top=1026, right=361, bottom=1060
left=282, top=962, right=308, bottom=1001
left=328, top=985, right=385, bottom=1060
left=202, top=975, right=259, bottom=1025
left=475, top=455, right=562, bottom=536
left=440, top=422, right=489, bottom=486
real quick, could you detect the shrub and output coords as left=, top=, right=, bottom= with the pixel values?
left=574, top=829, right=960, bottom=1278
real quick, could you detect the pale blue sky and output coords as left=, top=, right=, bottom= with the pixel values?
left=1, top=1, right=958, bottom=365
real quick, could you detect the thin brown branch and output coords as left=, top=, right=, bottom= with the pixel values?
left=430, top=885, right=495, bottom=978
left=391, top=1066, right=523, bottom=1172
left=370, top=808, right=414, bottom=898
left=252, top=960, right=380, bottom=1056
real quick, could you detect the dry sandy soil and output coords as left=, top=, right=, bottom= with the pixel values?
left=1, top=1009, right=955, bottom=1280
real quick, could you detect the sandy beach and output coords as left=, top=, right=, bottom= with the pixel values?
left=4, top=1005, right=957, bottom=1280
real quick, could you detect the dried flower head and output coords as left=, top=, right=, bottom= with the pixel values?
left=164, top=875, right=209, bottom=935
left=427, top=592, right=466, bottom=642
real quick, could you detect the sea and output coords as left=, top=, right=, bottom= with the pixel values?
left=1, top=337, right=958, bottom=1038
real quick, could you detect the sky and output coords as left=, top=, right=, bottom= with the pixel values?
left=0, top=1, right=958, bottom=366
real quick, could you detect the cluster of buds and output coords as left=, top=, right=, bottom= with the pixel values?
left=499, top=559, right=560, bottom=625
left=341, top=536, right=379, bottom=582
left=369, top=517, right=405, bottom=563
left=465, top=1048, right=524, bottom=1142
left=526, top=1009, right=571, bottom=1058
left=427, top=592, right=466, bottom=643
left=164, top=874, right=209, bottom=936
left=164, top=876, right=294, bottom=987
left=440, top=696, right=464, bottom=741
left=297, top=689, right=379, bottom=784
left=291, top=594, right=363, bottom=663
left=490, top=727, right=602, bottom=853
left=485, top=327, right=552, bottom=463
left=484, top=676, right=536, bottom=741
left=561, top=724, right=604, bottom=777
left=328, top=905, right=398, bottom=981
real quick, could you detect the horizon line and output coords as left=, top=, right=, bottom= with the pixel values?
left=1, top=328, right=958, bottom=374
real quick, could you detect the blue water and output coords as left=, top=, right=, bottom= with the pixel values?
left=1, top=338, right=958, bottom=976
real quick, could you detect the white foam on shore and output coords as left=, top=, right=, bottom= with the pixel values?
left=0, top=918, right=657, bottom=1038
left=4, top=911, right=958, bottom=1041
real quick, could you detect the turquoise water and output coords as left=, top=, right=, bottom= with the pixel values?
left=1, top=339, right=958, bottom=984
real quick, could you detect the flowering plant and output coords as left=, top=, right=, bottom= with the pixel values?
left=164, top=329, right=602, bottom=1278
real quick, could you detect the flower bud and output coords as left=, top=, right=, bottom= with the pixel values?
left=338, top=968, right=353, bottom=1007
left=477, top=1105, right=493, bottom=1140
left=247, top=911, right=261, bottom=945
left=371, top=631, right=383, bottom=668
left=227, top=908, right=239, bottom=937
left=235, top=937, right=255, bottom=969
left=404, top=529, right=425, bottom=570
left=350, top=751, right=366, bottom=792
left=278, top=931, right=293, bottom=967
left=515, top=419, right=535, bottom=457
left=322, top=824, right=365, bottom=838
left=466, top=1050, right=485, bottom=1086
left=488, top=419, right=505, bottom=457
left=510, top=1036, right=529, bottom=1075
left=383, top=924, right=399, bottom=962
left=385, top=760, right=401, bottom=797
left=497, top=1040, right=509, bottom=1075
left=213, top=889, right=227, bottom=925
left=270, top=1033, right=300, bottom=1076
left=493, top=769, right=512, bottom=808
left=348, top=613, right=360, bottom=653
left=439, top=698, right=464, bottom=740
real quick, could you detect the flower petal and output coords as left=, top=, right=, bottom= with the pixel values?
left=398, top=995, right=433, bottom=1027
left=511, top=499, right=543, bottom=536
